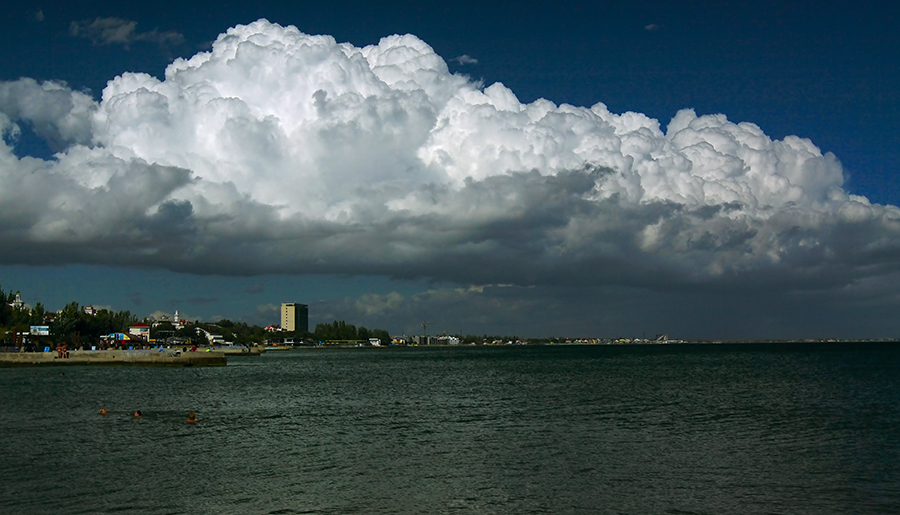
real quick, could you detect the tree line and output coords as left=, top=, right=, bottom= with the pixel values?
left=312, top=320, right=390, bottom=343
left=1, top=285, right=139, bottom=347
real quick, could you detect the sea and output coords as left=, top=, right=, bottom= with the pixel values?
left=1, top=343, right=898, bottom=514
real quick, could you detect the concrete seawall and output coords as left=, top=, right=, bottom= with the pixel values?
left=0, top=349, right=227, bottom=367
left=220, top=346, right=265, bottom=356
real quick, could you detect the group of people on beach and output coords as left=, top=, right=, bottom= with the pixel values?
left=99, top=408, right=198, bottom=423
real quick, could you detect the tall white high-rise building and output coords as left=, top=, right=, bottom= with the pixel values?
left=281, top=303, right=308, bottom=333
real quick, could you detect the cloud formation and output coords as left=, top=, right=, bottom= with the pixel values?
left=2, top=19, right=900, bottom=307
left=70, top=17, right=185, bottom=48
left=452, top=54, right=478, bottom=65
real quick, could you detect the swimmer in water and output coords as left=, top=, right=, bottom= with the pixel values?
left=187, top=412, right=198, bottom=423
left=133, top=410, right=142, bottom=418
left=99, top=408, right=108, bottom=415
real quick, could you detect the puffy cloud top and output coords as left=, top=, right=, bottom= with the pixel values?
left=2, top=19, right=899, bottom=292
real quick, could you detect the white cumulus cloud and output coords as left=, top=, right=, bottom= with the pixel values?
left=1, top=18, right=900, bottom=301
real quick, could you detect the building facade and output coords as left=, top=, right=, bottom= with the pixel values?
left=128, top=323, right=150, bottom=341
left=281, top=303, right=309, bottom=333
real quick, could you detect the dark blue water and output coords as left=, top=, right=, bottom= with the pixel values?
left=1, top=343, right=899, bottom=514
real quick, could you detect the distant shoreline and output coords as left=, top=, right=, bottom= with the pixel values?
left=0, top=349, right=226, bottom=367
left=3, top=340, right=895, bottom=366
left=291, top=339, right=900, bottom=348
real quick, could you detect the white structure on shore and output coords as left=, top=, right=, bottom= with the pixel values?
left=195, top=327, right=225, bottom=345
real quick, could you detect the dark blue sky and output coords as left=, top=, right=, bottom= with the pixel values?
left=2, top=1, right=899, bottom=339
left=4, top=0, right=897, bottom=203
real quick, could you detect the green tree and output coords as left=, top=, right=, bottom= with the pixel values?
left=50, top=302, right=82, bottom=341
left=370, top=328, right=390, bottom=345
left=153, top=321, right=177, bottom=341
left=29, top=302, right=46, bottom=326
left=0, top=284, right=12, bottom=327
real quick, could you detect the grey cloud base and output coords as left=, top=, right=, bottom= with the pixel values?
left=2, top=19, right=900, bottom=337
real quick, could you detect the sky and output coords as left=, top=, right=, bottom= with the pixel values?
left=1, top=0, right=899, bottom=339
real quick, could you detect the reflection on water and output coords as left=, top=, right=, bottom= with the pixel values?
left=1, top=343, right=899, bottom=514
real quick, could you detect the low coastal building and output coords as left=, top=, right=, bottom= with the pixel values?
left=129, top=323, right=150, bottom=341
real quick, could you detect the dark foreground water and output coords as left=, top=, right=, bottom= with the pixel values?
left=1, top=343, right=899, bottom=514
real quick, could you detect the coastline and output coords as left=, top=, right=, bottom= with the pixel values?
left=0, top=349, right=227, bottom=367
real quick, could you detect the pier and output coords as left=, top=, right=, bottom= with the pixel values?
left=0, top=349, right=227, bottom=367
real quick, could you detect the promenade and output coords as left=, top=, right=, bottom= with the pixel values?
left=0, top=349, right=226, bottom=367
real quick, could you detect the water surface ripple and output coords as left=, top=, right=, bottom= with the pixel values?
left=1, top=343, right=898, bottom=514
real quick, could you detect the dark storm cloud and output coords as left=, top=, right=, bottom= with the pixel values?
left=312, top=273, right=900, bottom=340
left=187, top=297, right=217, bottom=305
left=4, top=163, right=886, bottom=303
left=69, top=17, right=184, bottom=48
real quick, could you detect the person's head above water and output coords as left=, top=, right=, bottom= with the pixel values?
left=133, top=410, right=142, bottom=418
left=187, top=412, right=197, bottom=423
left=99, top=408, right=108, bottom=415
